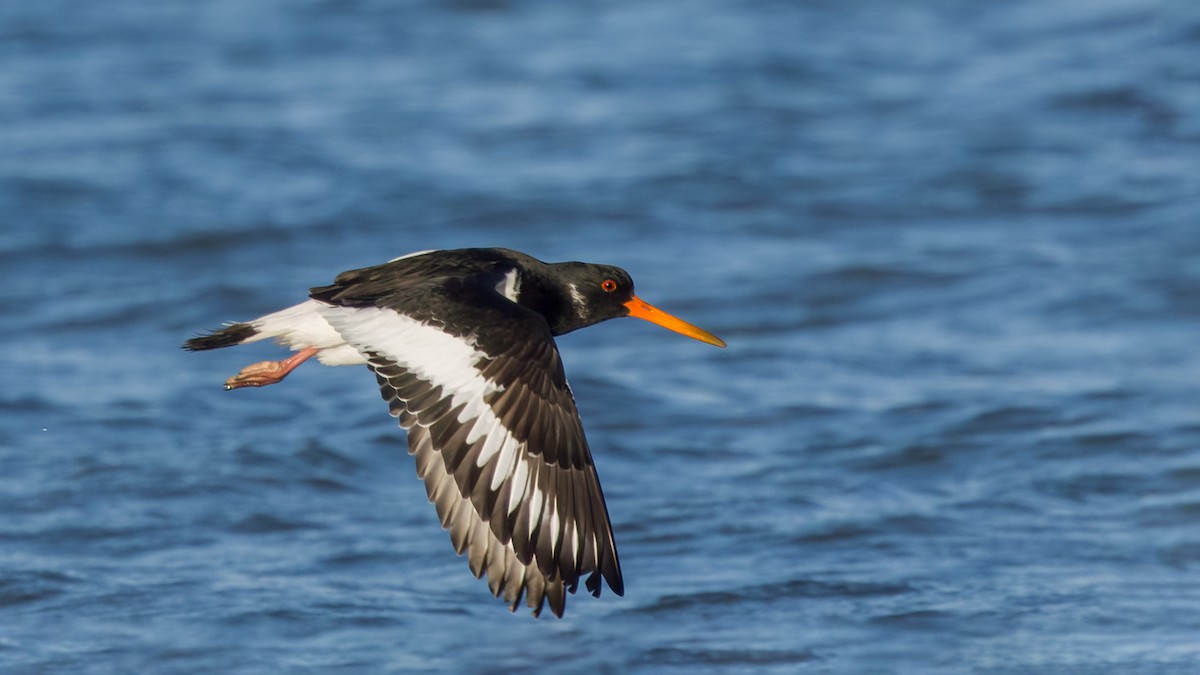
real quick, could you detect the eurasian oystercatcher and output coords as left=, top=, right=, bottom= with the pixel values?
left=183, top=248, right=725, bottom=617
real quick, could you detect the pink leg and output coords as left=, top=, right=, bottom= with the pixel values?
left=225, top=347, right=319, bottom=390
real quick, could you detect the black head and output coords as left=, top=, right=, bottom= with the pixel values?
left=542, top=262, right=636, bottom=333
left=542, top=261, right=725, bottom=347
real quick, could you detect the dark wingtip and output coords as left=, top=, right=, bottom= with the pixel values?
left=604, top=557, right=625, bottom=597
left=182, top=323, right=258, bottom=351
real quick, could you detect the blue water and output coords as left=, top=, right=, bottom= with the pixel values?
left=3, top=0, right=1199, bottom=672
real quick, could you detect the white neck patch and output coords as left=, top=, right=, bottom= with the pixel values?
left=495, top=268, right=521, bottom=303
left=567, top=282, right=587, bottom=318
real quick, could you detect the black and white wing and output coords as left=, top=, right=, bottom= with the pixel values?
left=311, top=275, right=623, bottom=617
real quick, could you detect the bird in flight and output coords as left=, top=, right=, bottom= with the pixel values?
left=184, top=248, right=725, bottom=617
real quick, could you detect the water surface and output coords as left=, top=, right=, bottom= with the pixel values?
left=2, top=1, right=1198, bottom=672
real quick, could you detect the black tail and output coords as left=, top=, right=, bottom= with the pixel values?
left=182, top=323, right=258, bottom=351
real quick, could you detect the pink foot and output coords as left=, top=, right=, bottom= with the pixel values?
left=225, top=347, right=319, bottom=390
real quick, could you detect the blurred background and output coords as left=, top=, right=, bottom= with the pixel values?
left=2, top=0, right=1198, bottom=672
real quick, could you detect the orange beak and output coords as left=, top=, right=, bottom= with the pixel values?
left=624, top=296, right=727, bottom=348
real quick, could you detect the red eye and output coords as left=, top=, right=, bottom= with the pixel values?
left=601, top=279, right=617, bottom=293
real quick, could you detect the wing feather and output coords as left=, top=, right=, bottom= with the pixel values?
left=315, top=290, right=623, bottom=617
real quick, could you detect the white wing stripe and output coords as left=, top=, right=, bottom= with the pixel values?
left=475, top=420, right=507, bottom=467
left=508, top=456, right=531, bottom=515
left=492, top=431, right=519, bottom=484
left=465, top=413, right=496, bottom=447
left=548, top=501, right=561, bottom=551
left=528, top=464, right=545, bottom=532
left=490, top=435, right=521, bottom=492
left=317, top=307, right=504, bottom=415
left=458, top=395, right=493, bottom=425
